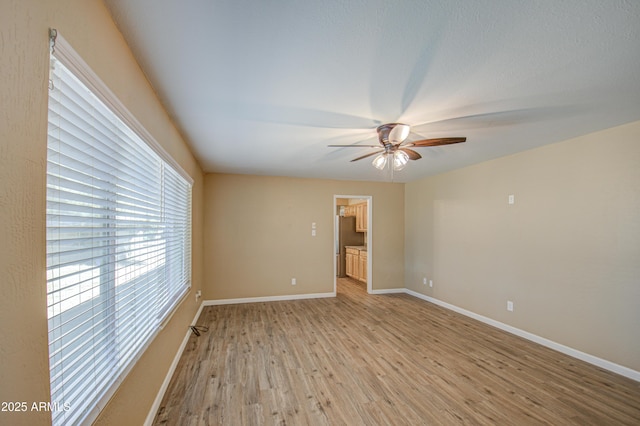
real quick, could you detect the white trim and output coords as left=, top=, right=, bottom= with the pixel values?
left=332, top=195, right=341, bottom=295
left=203, top=292, right=335, bottom=306
left=333, top=195, right=372, bottom=294
left=404, top=289, right=640, bottom=383
left=365, top=197, right=372, bottom=294
left=144, top=301, right=206, bottom=426
left=370, top=288, right=405, bottom=295
left=51, top=31, right=193, bottom=185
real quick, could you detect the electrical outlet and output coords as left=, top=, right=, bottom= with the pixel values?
left=508, top=194, right=515, bottom=205
left=423, top=277, right=427, bottom=285
left=195, top=290, right=201, bottom=302
left=507, top=300, right=514, bottom=311
left=429, top=280, right=433, bottom=288
left=291, top=278, right=297, bottom=286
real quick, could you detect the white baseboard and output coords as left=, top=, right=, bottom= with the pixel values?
left=370, top=288, right=405, bottom=295
left=144, top=301, right=206, bottom=426
left=202, top=291, right=336, bottom=306
left=404, top=289, right=640, bottom=383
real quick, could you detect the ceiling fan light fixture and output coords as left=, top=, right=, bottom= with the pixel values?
left=330, top=122, right=467, bottom=173
left=372, top=153, right=388, bottom=170
left=393, top=150, right=409, bottom=170
left=388, top=123, right=411, bottom=143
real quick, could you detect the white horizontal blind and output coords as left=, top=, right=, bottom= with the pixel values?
left=46, top=36, right=191, bottom=425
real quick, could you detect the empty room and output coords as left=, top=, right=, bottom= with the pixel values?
left=1, top=0, right=639, bottom=425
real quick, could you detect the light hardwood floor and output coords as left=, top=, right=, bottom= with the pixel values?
left=154, top=279, right=640, bottom=425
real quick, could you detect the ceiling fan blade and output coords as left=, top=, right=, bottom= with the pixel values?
left=210, top=101, right=381, bottom=129
left=350, top=150, right=385, bottom=162
left=399, top=148, right=422, bottom=160
left=412, top=106, right=573, bottom=132
left=327, top=144, right=381, bottom=148
left=407, top=137, right=466, bottom=147
left=388, top=123, right=411, bottom=144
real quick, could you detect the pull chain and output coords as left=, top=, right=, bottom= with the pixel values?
left=48, top=28, right=57, bottom=91
left=49, top=28, right=57, bottom=54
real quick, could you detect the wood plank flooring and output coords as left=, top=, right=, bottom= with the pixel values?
left=153, top=278, right=640, bottom=425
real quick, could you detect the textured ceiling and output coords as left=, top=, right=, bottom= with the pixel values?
left=103, top=0, right=640, bottom=182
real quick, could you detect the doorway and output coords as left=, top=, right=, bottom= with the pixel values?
left=333, top=195, right=372, bottom=294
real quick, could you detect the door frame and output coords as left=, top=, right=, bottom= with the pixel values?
left=333, top=195, right=372, bottom=294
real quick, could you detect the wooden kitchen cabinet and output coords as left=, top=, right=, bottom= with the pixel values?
left=344, top=205, right=357, bottom=217
left=358, top=250, right=367, bottom=282
left=355, top=203, right=367, bottom=232
left=345, top=247, right=367, bottom=282
left=344, top=203, right=367, bottom=233
left=345, top=247, right=359, bottom=279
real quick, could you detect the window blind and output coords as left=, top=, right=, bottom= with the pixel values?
left=46, top=32, right=192, bottom=425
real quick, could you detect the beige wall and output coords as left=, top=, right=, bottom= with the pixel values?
left=0, top=1, right=203, bottom=425
left=203, top=174, right=404, bottom=299
left=1, top=0, right=637, bottom=424
left=405, top=120, right=640, bottom=372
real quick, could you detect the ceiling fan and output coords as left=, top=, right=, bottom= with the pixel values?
left=328, top=123, right=466, bottom=171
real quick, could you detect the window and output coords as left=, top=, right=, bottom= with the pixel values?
left=46, top=31, right=192, bottom=425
